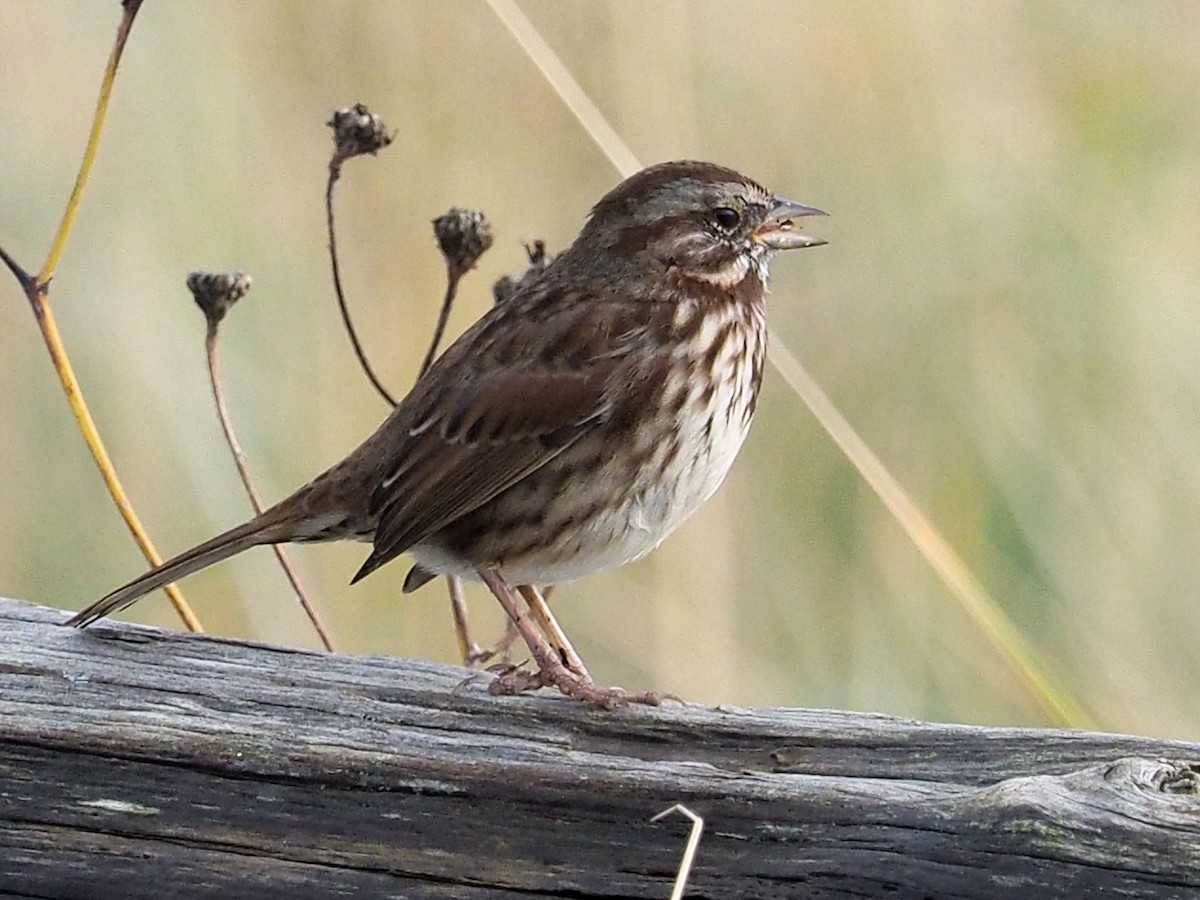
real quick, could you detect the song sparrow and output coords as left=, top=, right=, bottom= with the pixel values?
left=68, top=160, right=826, bottom=707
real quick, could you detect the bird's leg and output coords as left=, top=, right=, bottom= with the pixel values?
left=446, top=576, right=489, bottom=665
left=472, top=586, right=577, bottom=674
left=476, top=569, right=573, bottom=686
left=465, top=586, right=570, bottom=673
left=477, top=568, right=661, bottom=708
left=517, top=585, right=589, bottom=678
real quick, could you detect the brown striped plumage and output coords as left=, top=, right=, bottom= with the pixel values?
left=68, top=161, right=825, bottom=706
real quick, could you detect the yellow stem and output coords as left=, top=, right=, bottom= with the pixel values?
left=33, top=293, right=202, bottom=632
left=29, top=0, right=202, bottom=631
left=39, top=1, right=142, bottom=283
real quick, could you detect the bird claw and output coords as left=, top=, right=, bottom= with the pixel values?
left=464, top=643, right=497, bottom=667
left=488, top=665, right=663, bottom=709
left=487, top=666, right=551, bottom=695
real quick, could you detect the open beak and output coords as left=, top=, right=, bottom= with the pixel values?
left=754, top=196, right=828, bottom=250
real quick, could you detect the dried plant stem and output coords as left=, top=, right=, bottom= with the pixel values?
left=320, top=112, right=494, bottom=664
left=419, top=272, right=461, bottom=377
left=39, top=0, right=143, bottom=281
left=484, top=0, right=1093, bottom=728
left=484, top=0, right=641, bottom=178
left=5, top=259, right=202, bottom=632
left=651, top=804, right=705, bottom=900
left=0, top=0, right=201, bottom=632
left=325, top=160, right=397, bottom=407
left=203, top=326, right=335, bottom=651
left=420, top=274, right=481, bottom=665
left=422, top=209, right=495, bottom=665
left=768, top=342, right=1095, bottom=728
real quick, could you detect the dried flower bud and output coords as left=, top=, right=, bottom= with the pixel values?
left=523, top=239, right=549, bottom=269
left=433, top=208, right=494, bottom=280
left=327, top=103, right=393, bottom=163
left=188, top=270, right=252, bottom=328
left=493, top=239, right=552, bottom=305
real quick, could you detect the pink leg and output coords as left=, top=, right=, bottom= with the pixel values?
left=476, top=568, right=661, bottom=708
left=446, top=575, right=488, bottom=665
left=517, top=584, right=588, bottom=677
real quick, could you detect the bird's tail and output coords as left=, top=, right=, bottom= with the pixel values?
left=66, top=514, right=292, bottom=628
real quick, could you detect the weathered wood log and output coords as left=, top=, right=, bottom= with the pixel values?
left=0, top=596, right=1197, bottom=899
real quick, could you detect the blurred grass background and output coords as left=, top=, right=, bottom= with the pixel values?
left=2, top=1, right=1198, bottom=738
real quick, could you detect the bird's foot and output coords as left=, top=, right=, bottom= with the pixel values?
left=487, top=664, right=550, bottom=695
left=488, top=664, right=663, bottom=709
left=463, top=642, right=498, bottom=667
left=562, top=680, right=665, bottom=709
left=464, top=620, right=523, bottom=669
left=474, top=569, right=661, bottom=707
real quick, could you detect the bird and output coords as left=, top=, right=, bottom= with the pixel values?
left=67, top=160, right=826, bottom=707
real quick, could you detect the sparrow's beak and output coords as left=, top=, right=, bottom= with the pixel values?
left=754, top=196, right=828, bottom=250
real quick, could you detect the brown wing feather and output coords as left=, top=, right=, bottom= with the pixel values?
left=352, top=368, right=611, bottom=581
left=350, top=283, right=639, bottom=583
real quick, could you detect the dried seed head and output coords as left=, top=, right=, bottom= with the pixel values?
left=524, top=239, right=549, bottom=269
left=188, top=270, right=252, bottom=328
left=493, top=239, right=552, bottom=305
left=433, top=208, right=494, bottom=280
left=327, top=104, right=394, bottom=163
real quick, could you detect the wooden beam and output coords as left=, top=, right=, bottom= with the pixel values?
left=1, top=597, right=1197, bottom=898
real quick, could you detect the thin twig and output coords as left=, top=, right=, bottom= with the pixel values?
left=325, top=165, right=397, bottom=406
left=3, top=0, right=202, bottom=631
left=320, top=108, right=496, bottom=664
left=651, top=804, right=705, bottom=900
left=325, top=105, right=398, bottom=406
left=448, top=240, right=553, bottom=668
left=425, top=208, right=495, bottom=377
left=191, top=271, right=336, bottom=651
left=39, top=0, right=145, bottom=282
left=426, top=209, right=496, bottom=663
left=483, top=0, right=640, bottom=178
left=419, top=271, right=461, bottom=378
left=767, top=343, right=1096, bottom=728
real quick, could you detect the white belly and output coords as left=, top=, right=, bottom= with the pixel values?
left=508, top=300, right=764, bottom=584
left=410, top=298, right=766, bottom=587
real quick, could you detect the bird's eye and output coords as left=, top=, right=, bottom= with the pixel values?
left=712, top=206, right=741, bottom=231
